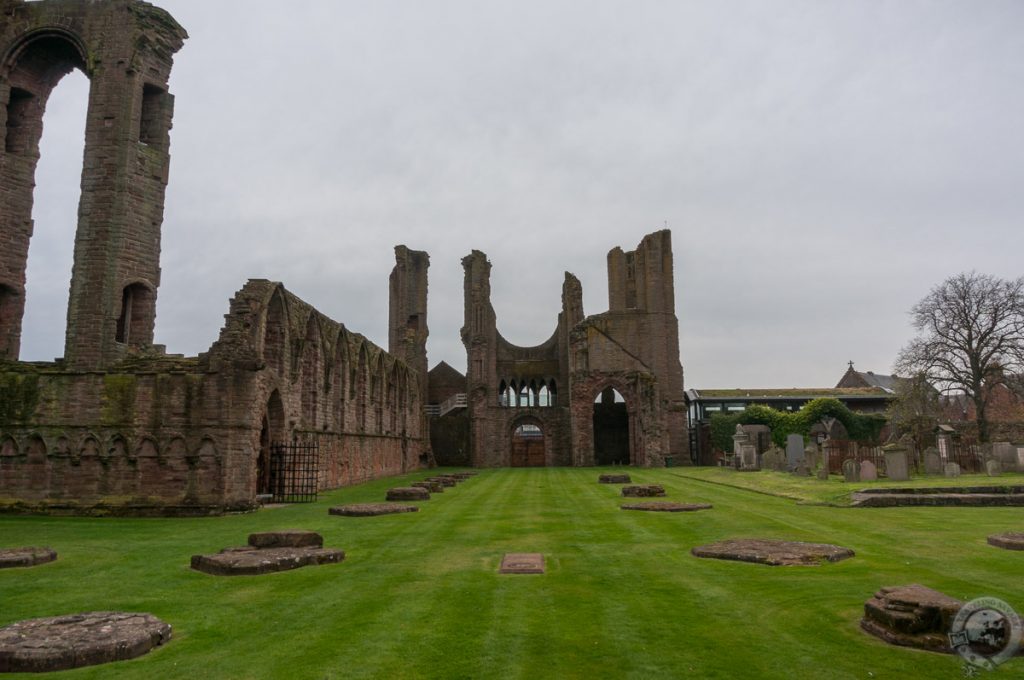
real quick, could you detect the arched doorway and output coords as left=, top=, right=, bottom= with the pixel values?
left=511, top=419, right=546, bottom=467
left=594, top=387, right=630, bottom=465
left=256, top=391, right=285, bottom=495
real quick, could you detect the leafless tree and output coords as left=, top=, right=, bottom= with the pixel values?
left=886, top=372, right=941, bottom=451
left=894, top=272, right=1024, bottom=442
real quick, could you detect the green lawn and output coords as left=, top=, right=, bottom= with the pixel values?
left=0, top=468, right=1020, bottom=679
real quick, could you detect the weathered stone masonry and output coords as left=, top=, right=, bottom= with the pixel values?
left=0, top=1, right=426, bottom=514
left=460, top=230, right=688, bottom=467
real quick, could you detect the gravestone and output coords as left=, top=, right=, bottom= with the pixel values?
left=944, top=462, right=961, bottom=478
left=732, top=425, right=750, bottom=460
left=0, top=612, right=172, bottom=673
left=924, top=448, right=942, bottom=476
left=816, top=460, right=830, bottom=481
left=762, top=450, right=779, bottom=471
left=792, top=464, right=811, bottom=477
left=786, top=434, right=805, bottom=471
left=804, top=444, right=819, bottom=471
left=842, top=458, right=860, bottom=483
left=986, top=459, right=1002, bottom=476
left=739, top=443, right=758, bottom=471
left=860, top=460, right=878, bottom=482
left=0, top=547, right=57, bottom=569
left=499, top=553, right=544, bottom=574
left=884, top=449, right=910, bottom=482
left=992, top=442, right=1015, bottom=468
left=1018, top=448, right=1024, bottom=473
left=861, top=585, right=962, bottom=653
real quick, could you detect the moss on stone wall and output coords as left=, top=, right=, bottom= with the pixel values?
left=101, top=375, right=138, bottom=426
left=0, top=373, right=41, bottom=427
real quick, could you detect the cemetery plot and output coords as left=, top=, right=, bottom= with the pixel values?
left=621, top=485, right=666, bottom=497
left=599, top=474, right=632, bottom=484
left=0, top=612, right=171, bottom=673
left=386, top=487, right=431, bottom=501
left=987, top=532, right=1024, bottom=551
left=0, top=547, right=56, bottom=569
left=691, top=539, right=854, bottom=566
left=620, top=502, right=711, bottom=512
left=499, top=553, right=545, bottom=574
left=329, top=503, right=420, bottom=517
left=190, top=530, right=344, bottom=576
left=860, top=585, right=962, bottom=653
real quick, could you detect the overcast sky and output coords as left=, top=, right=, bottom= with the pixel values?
left=20, top=0, right=1024, bottom=389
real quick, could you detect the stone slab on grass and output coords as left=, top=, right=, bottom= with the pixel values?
left=988, top=532, right=1024, bottom=551
left=860, top=584, right=962, bottom=653
left=0, top=547, right=57, bottom=569
left=191, top=546, right=344, bottom=576
left=426, top=477, right=457, bottom=487
left=499, top=553, right=545, bottom=574
left=247, top=530, right=322, bottom=549
left=329, top=503, right=419, bottom=517
left=386, top=487, right=430, bottom=501
left=621, top=484, right=666, bottom=498
left=621, top=502, right=712, bottom=512
left=0, top=611, right=171, bottom=673
left=600, top=474, right=632, bottom=484
left=691, top=539, right=854, bottom=566
left=412, top=481, right=444, bottom=493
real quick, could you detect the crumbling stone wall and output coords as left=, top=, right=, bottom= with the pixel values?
left=0, top=279, right=425, bottom=514
left=0, top=0, right=185, bottom=368
left=0, top=1, right=426, bottom=514
left=460, top=230, right=688, bottom=467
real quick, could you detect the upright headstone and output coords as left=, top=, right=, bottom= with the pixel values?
left=992, top=442, right=1015, bottom=469
left=762, top=449, right=778, bottom=471
left=924, top=448, right=942, bottom=476
left=944, top=462, right=961, bottom=478
left=1017, top=448, right=1024, bottom=473
left=842, top=458, right=860, bottom=483
left=860, top=460, right=878, bottom=482
left=986, top=459, right=1002, bottom=476
left=786, top=434, right=805, bottom=472
left=816, top=458, right=830, bottom=481
left=739, top=443, right=758, bottom=471
left=804, top=444, right=819, bottom=471
left=884, top=449, right=910, bottom=482
left=768, top=447, right=786, bottom=471
left=733, top=426, right=750, bottom=464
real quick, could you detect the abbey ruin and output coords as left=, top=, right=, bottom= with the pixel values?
left=0, top=0, right=687, bottom=515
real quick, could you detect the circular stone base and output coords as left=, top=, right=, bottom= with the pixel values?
left=988, top=532, right=1024, bottom=550
left=0, top=612, right=171, bottom=673
left=691, top=539, right=855, bottom=566
left=0, top=547, right=57, bottom=569
left=329, top=503, right=420, bottom=517
left=621, top=502, right=712, bottom=512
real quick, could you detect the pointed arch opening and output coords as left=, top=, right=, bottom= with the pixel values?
left=594, top=386, right=631, bottom=465
left=257, top=390, right=286, bottom=495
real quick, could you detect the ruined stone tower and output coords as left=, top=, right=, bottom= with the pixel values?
left=0, top=0, right=185, bottom=367
left=459, top=229, right=688, bottom=468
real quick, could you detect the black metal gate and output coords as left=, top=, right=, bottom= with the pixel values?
left=269, top=440, right=319, bottom=503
